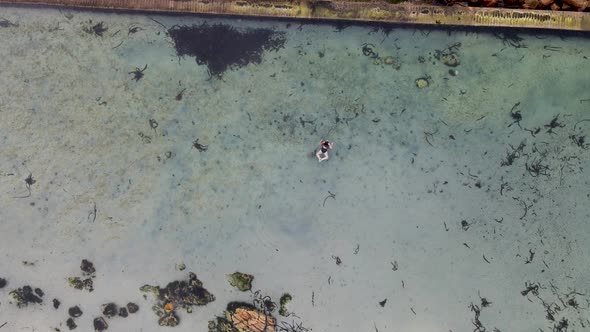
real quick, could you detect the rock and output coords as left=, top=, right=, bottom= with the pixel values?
left=440, top=53, right=460, bottom=67
left=176, top=262, right=186, bottom=271
left=66, top=318, right=77, bottom=330
left=158, top=312, right=180, bottom=327
left=415, top=77, right=429, bottom=89
left=93, top=317, right=108, bottom=332
left=9, top=285, right=43, bottom=307
left=69, top=306, right=83, bottom=318
left=160, top=275, right=215, bottom=305
left=53, top=298, right=61, bottom=309
left=80, top=259, right=96, bottom=275
left=101, top=303, right=118, bottom=317
left=127, top=302, right=139, bottom=314
left=449, top=69, right=459, bottom=76
left=144, top=272, right=215, bottom=326
left=227, top=272, right=254, bottom=292
left=118, top=307, right=128, bottom=318
left=523, top=0, right=540, bottom=8
left=0, top=278, right=6, bottom=288
left=226, top=302, right=276, bottom=332
left=34, top=288, right=44, bottom=297
left=562, top=0, right=588, bottom=9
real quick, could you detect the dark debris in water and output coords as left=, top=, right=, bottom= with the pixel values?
left=0, top=18, right=18, bottom=28
left=168, top=23, right=286, bottom=78
left=66, top=317, right=77, bottom=330
left=69, top=305, right=83, bottom=318
left=93, top=317, right=108, bottom=332
left=9, top=285, right=44, bottom=307
left=141, top=272, right=215, bottom=327
left=83, top=20, right=108, bottom=37
left=80, top=259, right=96, bottom=275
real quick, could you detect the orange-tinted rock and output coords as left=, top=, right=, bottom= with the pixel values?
left=229, top=307, right=276, bottom=332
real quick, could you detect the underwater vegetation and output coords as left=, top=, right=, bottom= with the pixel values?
left=168, top=23, right=286, bottom=78
left=228, top=272, right=254, bottom=292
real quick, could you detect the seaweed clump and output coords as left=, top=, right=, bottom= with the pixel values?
left=140, top=272, right=215, bottom=327
left=278, top=293, right=292, bottom=317
left=168, top=23, right=286, bottom=78
left=228, top=272, right=254, bottom=292
left=9, top=285, right=44, bottom=307
left=68, top=259, right=96, bottom=292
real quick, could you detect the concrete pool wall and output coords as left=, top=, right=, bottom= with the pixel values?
left=1, top=0, right=590, bottom=30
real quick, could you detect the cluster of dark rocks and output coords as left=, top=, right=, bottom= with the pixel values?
left=2, top=260, right=140, bottom=332
left=140, top=272, right=215, bottom=327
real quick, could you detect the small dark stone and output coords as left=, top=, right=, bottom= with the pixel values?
left=69, top=305, right=83, bottom=318
left=379, top=298, right=387, bottom=307
left=21, top=286, right=42, bottom=304
left=126, top=302, right=139, bottom=314
left=118, top=307, right=128, bottom=318
left=80, top=259, right=96, bottom=274
left=101, top=303, right=118, bottom=317
left=66, top=318, right=77, bottom=330
left=34, top=288, right=44, bottom=297
left=53, top=298, right=61, bottom=309
left=93, top=317, right=108, bottom=332
left=0, top=278, right=6, bottom=288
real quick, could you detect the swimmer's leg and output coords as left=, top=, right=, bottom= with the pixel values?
left=316, top=150, right=323, bottom=161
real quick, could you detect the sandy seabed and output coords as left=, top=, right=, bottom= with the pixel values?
left=1, top=5, right=590, bottom=332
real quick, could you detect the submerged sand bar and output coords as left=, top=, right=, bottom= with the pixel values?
left=1, top=0, right=590, bottom=30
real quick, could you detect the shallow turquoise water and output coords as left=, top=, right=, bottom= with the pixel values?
left=0, top=4, right=590, bottom=332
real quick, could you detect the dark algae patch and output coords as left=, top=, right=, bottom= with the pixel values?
left=227, top=272, right=254, bottom=292
left=168, top=23, right=286, bottom=78
left=9, top=285, right=44, bottom=307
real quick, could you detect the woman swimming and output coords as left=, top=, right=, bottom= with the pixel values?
left=316, top=140, right=334, bottom=162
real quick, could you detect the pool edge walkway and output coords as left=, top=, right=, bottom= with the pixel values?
left=1, top=0, right=589, bottom=31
